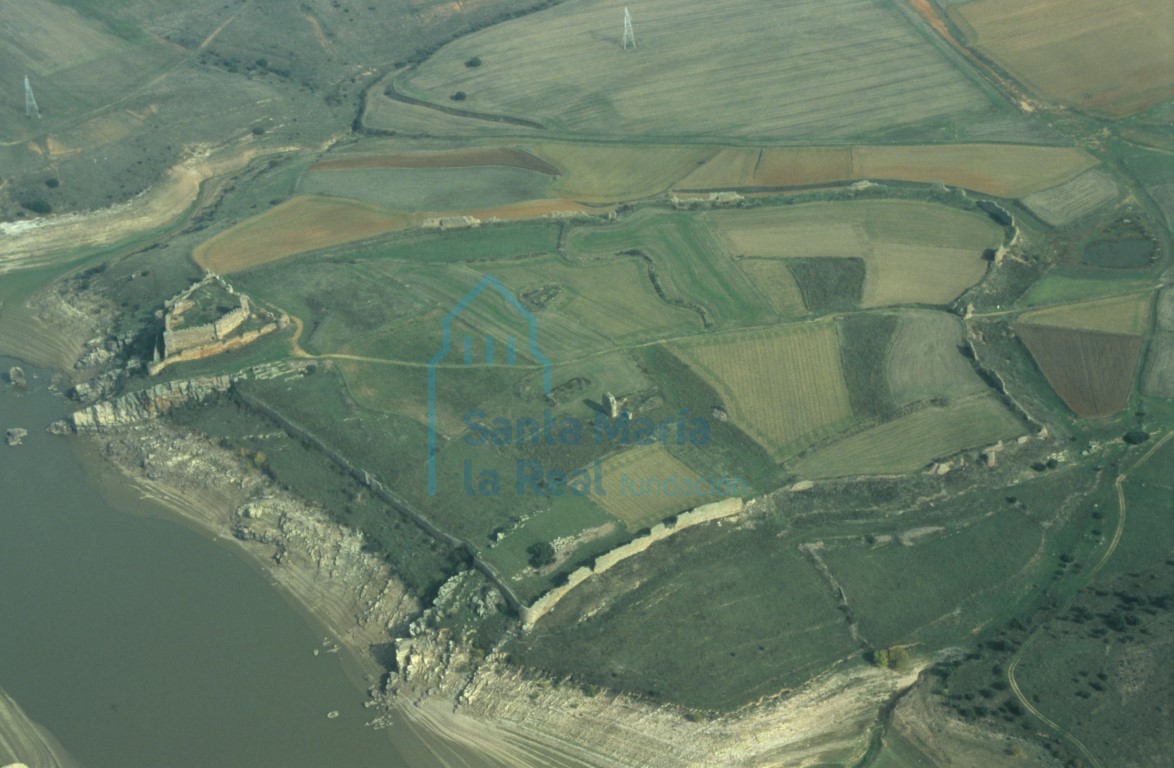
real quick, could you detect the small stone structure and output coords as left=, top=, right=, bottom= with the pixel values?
left=603, top=391, right=620, bottom=418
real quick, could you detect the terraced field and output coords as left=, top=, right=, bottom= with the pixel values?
left=671, top=323, right=854, bottom=459
left=1021, top=169, right=1121, bottom=226
left=396, top=0, right=1020, bottom=142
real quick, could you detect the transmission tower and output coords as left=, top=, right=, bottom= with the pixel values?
left=24, top=75, right=40, bottom=119
left=623, top=7, right=636, bottom=50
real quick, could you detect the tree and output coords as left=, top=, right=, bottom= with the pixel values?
left=888, top=646, right=911, bottom=671
left=527, top=541, right=556, bottom=568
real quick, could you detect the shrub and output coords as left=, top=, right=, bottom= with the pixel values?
left=465, top=56, right=482, bottom=68
left=450, top=91, right=467, bottom=101
left=20, top=199, right=52, bottom=215
left=527, top=541, right=556, bottom=568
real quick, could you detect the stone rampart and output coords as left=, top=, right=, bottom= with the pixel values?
left=521, top=497, right=744, bottom=627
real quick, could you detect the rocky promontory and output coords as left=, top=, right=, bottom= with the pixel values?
left=59, top=375, right=234, bottom=432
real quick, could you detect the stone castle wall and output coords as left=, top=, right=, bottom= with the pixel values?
left=521, top=497, right=744, bottom=627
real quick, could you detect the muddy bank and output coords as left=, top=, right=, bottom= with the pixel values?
left=0, top=688, right=80, bottom=768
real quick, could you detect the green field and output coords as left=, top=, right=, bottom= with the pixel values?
left=792, top=396, right=1025, bottom=478
left=820, top=506, right=1045, bottom=649
left=1019, top=267, right=1156, bottom=307
left=395, top=0, right=1032, bottom=142
left=886, top=311, right=988, bottom=406
left=512, top=522, right=858, bottom=711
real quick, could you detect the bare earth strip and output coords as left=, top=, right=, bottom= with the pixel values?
left=953, top=0, right=1174, bottom=116
left=0, top=147, right=270, bottom=274
left=792, top=396, right=1025, bottom=478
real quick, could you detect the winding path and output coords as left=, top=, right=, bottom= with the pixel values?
left=1006, top=429, right=1174, bottom=768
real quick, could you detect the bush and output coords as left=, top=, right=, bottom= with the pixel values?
left=20, top=199, right=52, bottom=215
left=450, top=91, right=467, bottom=101
left=465, top=56, right=482, bottom=68
left=1123, top=430, right=1150, bottom=445
left=45, top=178, right=59, bottom=188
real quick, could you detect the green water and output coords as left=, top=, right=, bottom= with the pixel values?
left=0, top=358, right=499, bottom=768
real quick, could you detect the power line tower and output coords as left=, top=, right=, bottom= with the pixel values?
left=622, top=7, right=636, bottom=50
left=24, top=75, right=41, bottom=119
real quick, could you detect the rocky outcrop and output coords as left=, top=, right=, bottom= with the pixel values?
left=63, top=375, right=234, bottom=432
left=4, top=428, right=27, bottom=447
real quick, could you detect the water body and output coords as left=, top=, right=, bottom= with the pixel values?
left=0, top=357, right=496, bottom=768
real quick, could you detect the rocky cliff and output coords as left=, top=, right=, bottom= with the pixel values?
left=62, top=375, right=234, bottom=432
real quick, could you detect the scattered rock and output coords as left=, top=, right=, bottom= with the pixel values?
left=5, top=428, right=28, bottom=446
left=7, top=366, right=27, bottom=388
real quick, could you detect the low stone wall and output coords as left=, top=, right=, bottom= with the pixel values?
left=521, top=497, right=744, bottom=627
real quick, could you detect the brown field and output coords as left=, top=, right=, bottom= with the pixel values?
left=852, top=144, right=1096, bottom=197
left=791, top=396, right=1024, bottom=478
left=672, top=323, right=854, bottom=458
left=1017, top=325, right=1144, bottom=417
left=952, top=0, right=1174, bottom=116
left=678, top=147, right=854, bottom=190
left=193, top=195, right=409, bottom=274
left=593, top=446, right=713, bottom=531
left=310, top=148, right=560, bottom=175
left=1018, top=293, right=1153, bottom=335
left=734, top=259, right=808, bottom=316
left=885, top=311, right=988, bottom=406
left=679, top=144, right=1095, bottom=197
left=1021, top=169, right=1120, bottom=226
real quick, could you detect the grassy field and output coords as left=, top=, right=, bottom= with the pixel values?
left=1143, top=288, right=1174, bottom=398
left=820, top=505, right=1044, bottom=648
left=193, top=195, right=409, bottom=274
left=512, top=522, right=858, bottom=711
left=886, top=311, right=988, bottom=407
left=840, top=312, right=899, bottom=422
left=952, top=0, right=1174, bottom=115
left=1019, top=267, right=1156, bottom=307
left=298, top=166, right=555, bottom=212
left=672, top=323, right=854, bottom=459
left=791, top=396, right=1025, bottom=478
left=678, top=147, right=853, bottom=190
left=566, top=210, right=775, bottom=327
left=709, top=200, right=1001, bottom=308
left=730, top=259, right=807, bottom=317
left=309, top=148, right=559, bottom=175
left=1020, top=169, right=1121, bottom=226
left=1017, top=326, right=1144, bottom=417
left=1018, top=293, right=1153, bottom=335
left=593, top=445, right=717, bottom=531
left=395, top=0, right=1022, bottom=142
left=344, top=221, right=561, bottom=264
